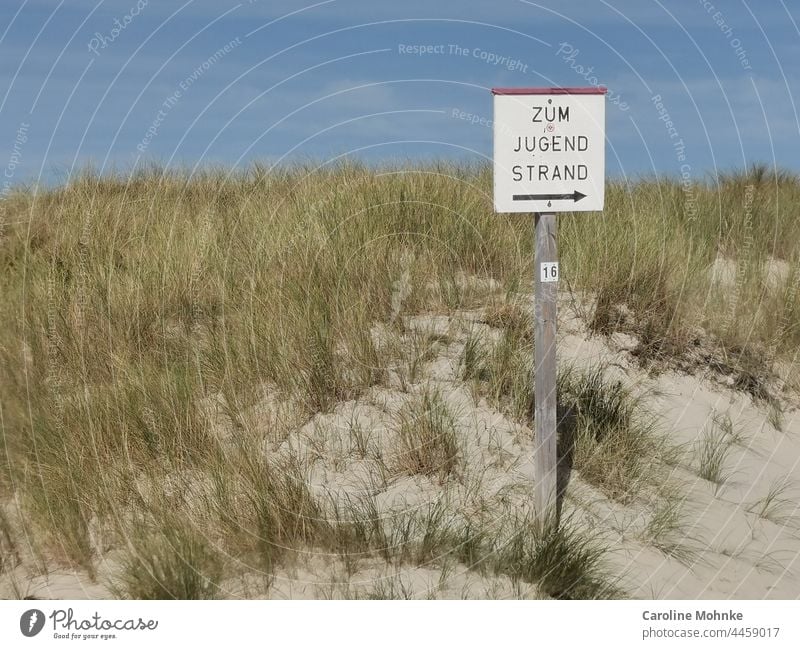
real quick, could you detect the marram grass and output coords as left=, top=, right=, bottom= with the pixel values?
left=0, top=161, right=797, bottom=596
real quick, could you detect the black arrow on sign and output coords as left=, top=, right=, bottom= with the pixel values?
left=513, top=191, right=586, bottom=202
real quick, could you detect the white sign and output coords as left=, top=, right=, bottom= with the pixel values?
left=492, top=88, right=606, bottom=213
left=540, top=262, right=559, bottom=282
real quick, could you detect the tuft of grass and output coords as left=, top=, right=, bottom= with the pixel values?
left=392, top=500, right=455, bottom=565
left=459, top=300, right=537, bottom=422
left=211, top=442, right=324, bottom=571
left=324, top=495, right=392, bottom=573
left=113, top=518, right=223, bottom=599
left=451, top=519, right=490, bottom=572
left=460, top=326, right=533, bottom=422
left=326, top=496, right=464, bottom=572
left=586, top=252, right=686, bottom=367
left=767, top=400, right=784, bottom=432
left=640, top=489, right=699, bottom=566
left=467, top=351, right=671, bottom=505
left=711, top=411, right=746, bottom=446
left=25, top=463, right=96, bottom=577
left=493, top=515, right=622, bottom=599
left=347, top=419, right=371, bottom=459
left=395, top=329, right=444, bottom=389
left=460, top=331, right=488, bottom=383
left=747, top=477, right=797, bottom=527
left=483, top=301, right=532, bottom=343
left=695, top=415, right=738, bottom=491
left=328, top=496, right=621, bottom=599
left=696, top=433, right=731, bottom=485
left=558, top=365, right=661, bottom=503
left=393, top=389, right=460, bottom=480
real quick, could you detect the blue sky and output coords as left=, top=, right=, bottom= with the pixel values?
left=1, top=0, right=798, bottom=185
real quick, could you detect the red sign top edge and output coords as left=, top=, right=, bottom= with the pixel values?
left=491, top=87, right=608, bottom=95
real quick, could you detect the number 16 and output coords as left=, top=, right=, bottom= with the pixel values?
left=540, top=262, right=559, bottom=283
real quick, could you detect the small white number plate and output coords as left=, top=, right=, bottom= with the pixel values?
left=540, top=262, right=559, bottom=283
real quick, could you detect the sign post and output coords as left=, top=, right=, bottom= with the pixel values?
left=492, top=87, right=606, bottom=526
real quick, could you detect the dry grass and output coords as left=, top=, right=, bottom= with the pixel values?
left=492, top=514, right=622, bottom=599
left=461, top=325, right=534, bottom=422
left=112, top=515, right=223, bottom=600
left=557, top=365, right=665, bottom=503
left=695, top=416, right=737, bottom=491
left=393, top=388, right=461, bottom=480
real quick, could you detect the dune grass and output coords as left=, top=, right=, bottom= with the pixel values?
left=492, top=514, right=622, bottom=599
left=695, top=415, right=739, bottom=491
left=557, top=365, right=666, bottom=503
left=112, top=516, right=223, bottom=600
left=393, top=388, right=461, bottom=480
left=1, top=161, right=798, bottom=596
left=640, top=487, right=699, bottom=566
left=747, top=477, right=798, bottom=527
left=462, top=335, right=669, bottom=504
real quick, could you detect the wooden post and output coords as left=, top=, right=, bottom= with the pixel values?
left=534, top=212, right=558, bottom=526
